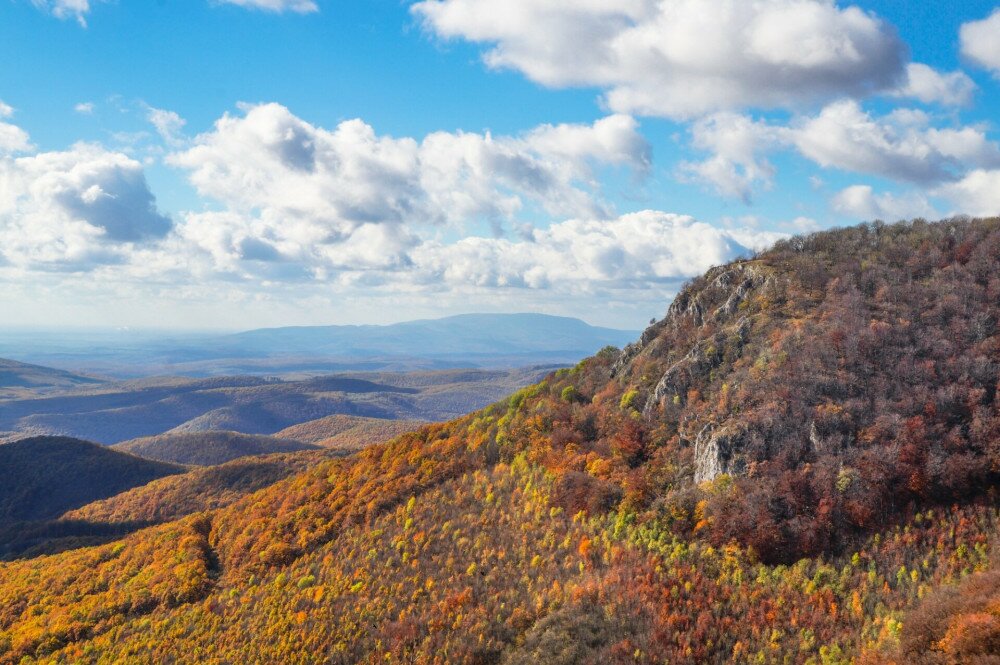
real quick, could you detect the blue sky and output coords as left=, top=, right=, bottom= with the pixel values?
left=1, top=0, right=999, bottom=330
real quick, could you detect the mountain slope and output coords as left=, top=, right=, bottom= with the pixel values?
left=2, top=218, right=1000, bottom=664
left=274, top=414, right=424, bottom=451
left=0, top=437, right=183, bottom=524
left=113, top=431, right=319, bottom=466
left=0, top=358, right=102, bottom=399
left=63, top=450, right=334, bottom=526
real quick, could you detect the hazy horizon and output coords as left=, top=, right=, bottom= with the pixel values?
left=0, top=311, right=643, bottom=337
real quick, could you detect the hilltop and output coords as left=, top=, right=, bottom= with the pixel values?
left=0, top=358, right=102, bottom=399
left=0, top=437, right=182, bottom=524
left=113, top=431, right=319, bottom=466
left=2, top=219, right=1000, bottom=664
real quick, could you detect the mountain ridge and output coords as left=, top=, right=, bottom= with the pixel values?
left=112, top=431, right=320, bottom=466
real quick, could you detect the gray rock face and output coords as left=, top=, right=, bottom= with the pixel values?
left=642, top=316, right=751, bottom=417
left=693, top=424, right=747, bottom=483
left=611, top=260, right=777, bottom=484
left=614, top=261, right=770, bottom=377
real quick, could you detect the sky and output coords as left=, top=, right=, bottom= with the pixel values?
left=1, top=0, right=999, bottom=330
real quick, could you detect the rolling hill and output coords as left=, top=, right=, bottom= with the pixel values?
left=62, top=450, right=334, bottom=527
left=274, top=414, right=424, bottom=452
left=0, top=358, right=103, bottom=399
left=0, top=436, right=183, bottom=524
left=2, top=219, right=1000, bottom=663
left=0, top=367, right=554, bottom=444
left=113, top=431, right=319, bottom=466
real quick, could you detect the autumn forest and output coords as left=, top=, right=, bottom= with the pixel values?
left=0, top=218, right=997, bottom=663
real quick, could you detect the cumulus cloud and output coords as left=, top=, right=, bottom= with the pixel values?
left=410, top=211, right=782, bottom=291
left=0, top=134, right=172, bottom=270
left=0, top=124, right=32, bottom=155
left=935, top=170, right=1000, bottom=218
left=215, top=0, right=319, bottom=13
left=413, top=0, right=907, bottom=118
left=832, top=184, right=938, bottom=221
left=892, top=63, right=977, bottom=106
left=166, top=103, right=650, bottom=272
left=791, top=100, right=1000, bottom=184
left=678, top=113, right=782, bottom=202
left=961, top=9, right=1000, bottom=77
left=0, top=101, right=32, bottom=155
left=681, top=101, right=1000, bottom=202
left=74, top=102, right=95, bottom=115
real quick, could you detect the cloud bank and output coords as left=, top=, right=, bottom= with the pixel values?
left=413, top=0, right=912, bottom=118
left=166, top=103, right=651, bottom=274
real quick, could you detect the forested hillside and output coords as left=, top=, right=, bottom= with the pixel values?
left=2, top=218, right=999, bottom=664
left=113, top=431, right=318, bottom=466
left=274, top=414, right=424, bottom=452
left=0, top=437, right=183, bottom=524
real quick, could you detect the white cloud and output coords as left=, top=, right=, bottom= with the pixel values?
left=32, top=0, right=92, bottom=26
left=0, top=137, right=172, bottom=270
left=0, top=124, right=32, bottom=155
left=145, top=106, right=187, bottom=146
left=678, top=113, right=781, bottom=202
left=215, top=0, right=319, bottom=13
left=961, top=9, right=1000, bottom=77
left=409, top=211, right=782, bottom=290
left=0, top=102, right=32, bottom=155
left=413, top=0, right=906, bottom=118
left=166, top=103, right=650, bottom=271
left=892, top=63, right=976, bottom=106
left=0, top=103, right=790, bottom=327
left=74, top=102, right=95, bottom=115
left=934, top=170, right=1000, bottom=218
left=832, top=184, right=938, bottom=221
left=791, top=100, right=1000, bottom=184
left=785, top=216, right=822, bottom=232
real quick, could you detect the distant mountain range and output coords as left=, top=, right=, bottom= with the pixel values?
left=0, top=313, right=639, bottom=378
left=219, top=313, right=637, bottom=359
left=0, top=367, right=557, bottom=444
left=0, top=358, right=103, bottom=398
